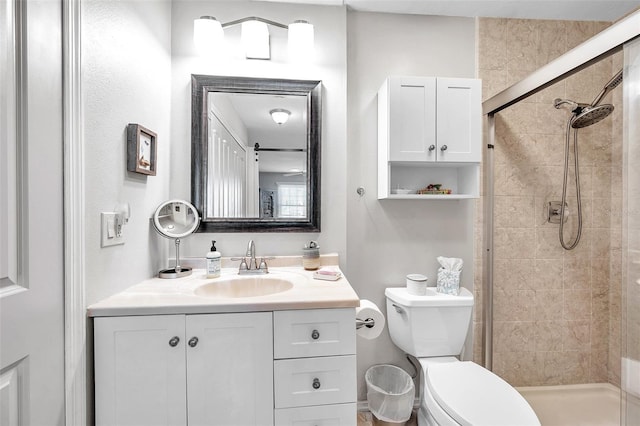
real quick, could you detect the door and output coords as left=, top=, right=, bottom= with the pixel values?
left=436, top=77, right=482, bottom=162
left=93, top=315, right=187, bottom=426
left=389, top=76, right=437, bottom=162
left=0, top=0, right=65, bottom=425
left=186, top=312, right=274, bottom=426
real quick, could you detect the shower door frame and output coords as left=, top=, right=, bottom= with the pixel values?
left=481, top=9, right=640, bottom=371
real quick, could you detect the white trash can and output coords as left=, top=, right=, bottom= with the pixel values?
left=365, top=364, right=415, bottom=425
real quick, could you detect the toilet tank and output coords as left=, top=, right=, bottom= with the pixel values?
left=385, top=287, right=474, bottom=358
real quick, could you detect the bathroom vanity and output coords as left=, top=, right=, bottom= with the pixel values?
left=88, top=258, right=359, bottom=426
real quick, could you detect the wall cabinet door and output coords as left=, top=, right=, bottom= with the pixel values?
left=186, top=312, right=274, bottom=426
left=387, top=77, right=437, bottom=162
left=94, top=315, right=188, bottom=426
left=436, top=77, right=481, bottom=162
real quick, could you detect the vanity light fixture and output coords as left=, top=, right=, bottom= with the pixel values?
left=270, top=108, right=291, bottom=125
left=193, top=16, right=314, bottom=61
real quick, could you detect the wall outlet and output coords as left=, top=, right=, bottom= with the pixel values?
left=101, top=212, right=124, bottom=247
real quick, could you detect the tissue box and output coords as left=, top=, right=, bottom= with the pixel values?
left=437, top=268, right=461, bottom=295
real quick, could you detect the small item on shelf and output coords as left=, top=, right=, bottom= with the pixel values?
left=418, top=184, right=452, bottom=195
left=313, top=267, right=342, bottom=281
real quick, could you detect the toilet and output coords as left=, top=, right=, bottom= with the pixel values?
left=385, top=287, right=540, bottom=426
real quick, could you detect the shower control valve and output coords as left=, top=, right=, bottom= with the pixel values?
left=547, top=201, right=569, bottom=224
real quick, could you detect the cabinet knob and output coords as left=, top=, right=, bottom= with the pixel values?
left=440, top=145, right=448, bottom=151
left=168, top=336, right=180, bottom=347
left=428, top=145, right=436, bottom=151
left=311, top=329, right=320, bottom=340
left=312, top=378, right=321, bottom=390
left=188, top=336, right=199, bottom=347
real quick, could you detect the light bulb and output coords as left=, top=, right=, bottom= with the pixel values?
left=288, top=20, right=314, bottom=62
left=193, top=16, right=223, bottom=56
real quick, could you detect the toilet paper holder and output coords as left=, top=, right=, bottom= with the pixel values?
left=356, top=318, right=375, bottom=329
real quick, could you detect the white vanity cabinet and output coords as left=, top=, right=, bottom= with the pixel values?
left=378, top=76, right=481, bottom=199
left=94, top=312, right=274, bottom=426
left=273, top=308, right=357, bottom=425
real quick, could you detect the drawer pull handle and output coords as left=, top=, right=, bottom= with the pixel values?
left=428, top=144, right=436, bottom=151
left=168, top=336, right=180, bottom=347
left=188, top=336, right=199, bottom=347
left=311, top=329, right=320, bottom=340
left=440, top=144, right=448, bottom=151
left=312, top=378, right=321, bottom=390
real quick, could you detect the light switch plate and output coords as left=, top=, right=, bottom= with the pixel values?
left=101, top=212, right=124, bottom=247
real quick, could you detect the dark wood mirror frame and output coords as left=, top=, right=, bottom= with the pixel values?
left=191, top=75, right=321, bottom=232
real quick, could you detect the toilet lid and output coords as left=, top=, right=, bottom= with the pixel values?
left=426, top=362, right=540, bottom=426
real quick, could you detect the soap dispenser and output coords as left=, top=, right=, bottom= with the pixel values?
left=206, top=240, right=221, bottom=278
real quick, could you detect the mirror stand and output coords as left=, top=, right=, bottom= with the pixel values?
left=159, top=238, right=190, bottom=279
left=152, top=199, right=200, bottom=279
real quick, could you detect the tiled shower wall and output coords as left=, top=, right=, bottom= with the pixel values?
left=475, top=18, right=622, bottom=387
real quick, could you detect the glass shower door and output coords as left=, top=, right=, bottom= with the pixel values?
left=623, top=35, right=640, bottom=425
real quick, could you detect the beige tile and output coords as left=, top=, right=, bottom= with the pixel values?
left=494, top=258, right=534, bottom=290
left=534, top=321, right=563, bottom=352
left=534, top=289, right=564, bottom=321
left=533, top=259, right=563, bottom=289
left=494, top=321, right=536, bottom=353
left=495, top=289, right=535, bottom=321
left=563, top=289, right=592, bottom=321
left=506, top=19, right=538, bottom=73
left=495, top=196, right=535, bottom=228
left=495, top=228, right=536, bottom=259
left=563, top=256, right=592, bottom=289
left=563, top=320, right=591, bottom=351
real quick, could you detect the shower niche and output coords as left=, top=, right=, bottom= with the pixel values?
left=377, top=76, right=481, bottom=199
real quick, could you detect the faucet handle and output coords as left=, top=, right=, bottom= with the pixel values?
left=231, top=257, right=248, bottom=271
left=258, top=258, right=268, bottom=272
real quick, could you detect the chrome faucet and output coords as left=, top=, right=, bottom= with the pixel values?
left=232, top=240, right=270, bottom=275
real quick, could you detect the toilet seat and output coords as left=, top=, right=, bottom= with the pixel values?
left=421, top=360, right=540, bottom=426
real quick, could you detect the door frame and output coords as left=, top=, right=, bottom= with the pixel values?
left=62, top=0, right=86, bottom=424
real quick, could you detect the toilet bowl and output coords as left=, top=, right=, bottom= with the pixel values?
left=385, top=287, right=540, bottom=426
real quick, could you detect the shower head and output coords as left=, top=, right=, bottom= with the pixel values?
left=590, top=69, right=623, bottom=107
left=571, top=104, right=614, bottom=128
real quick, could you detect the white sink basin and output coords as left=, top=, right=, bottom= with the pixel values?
left=195, top=275, right=294, bottom=298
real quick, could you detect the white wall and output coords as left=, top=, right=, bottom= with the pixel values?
left=169, top=1, right=348, bottom=264
left=346, top=11, right=477, bottom=400
left=82, top=0, right=173, bottom=304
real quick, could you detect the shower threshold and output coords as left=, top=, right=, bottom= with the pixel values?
left=517, top=383, right=620, bottom=426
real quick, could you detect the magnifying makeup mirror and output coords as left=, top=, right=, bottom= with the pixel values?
left=152, top=199, right=200, bottom=278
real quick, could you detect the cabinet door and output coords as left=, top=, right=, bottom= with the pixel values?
left=389, top=77, right=437, bottom=162
left=436, top=78, right=481, bottom=162
left=186, top=312, right=274, bottom=426
left=94, top=315, right=187, bottom=426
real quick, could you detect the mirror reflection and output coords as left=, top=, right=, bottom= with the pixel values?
left=191, top=75, right=321, bottom=233
left=206, top=92, right=307, bottom=219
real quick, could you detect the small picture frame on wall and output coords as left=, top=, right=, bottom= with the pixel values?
left=127, top=123, right=157, bottom=176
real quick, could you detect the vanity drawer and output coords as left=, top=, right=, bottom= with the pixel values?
left=274, top=403, right=356, bottom=425
left=273, top=308, right=356, bottom=359
left=274, top=355, right=356, bottom=408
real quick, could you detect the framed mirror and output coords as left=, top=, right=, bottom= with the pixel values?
left=191, top=75, right=321, bottom=232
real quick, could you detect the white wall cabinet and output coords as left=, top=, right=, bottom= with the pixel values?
left=94, top=312, right=273, bottom=426
left=94, top=308, right=356, bottom=426
left=378, top=76, right=481, bottom=199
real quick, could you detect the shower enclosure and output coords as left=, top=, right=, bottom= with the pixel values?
left=479, top=11, right=640, bottom=425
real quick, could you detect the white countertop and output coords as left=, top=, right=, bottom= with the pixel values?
left=87, top=262, right=360, bottom=317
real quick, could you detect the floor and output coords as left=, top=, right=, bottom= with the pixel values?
left=357, top=410, right=418, bottom=426
left=517, top=383, right=620, bottom=426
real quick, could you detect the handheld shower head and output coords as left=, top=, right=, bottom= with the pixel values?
left=590, top=69, right=623, bottom=106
